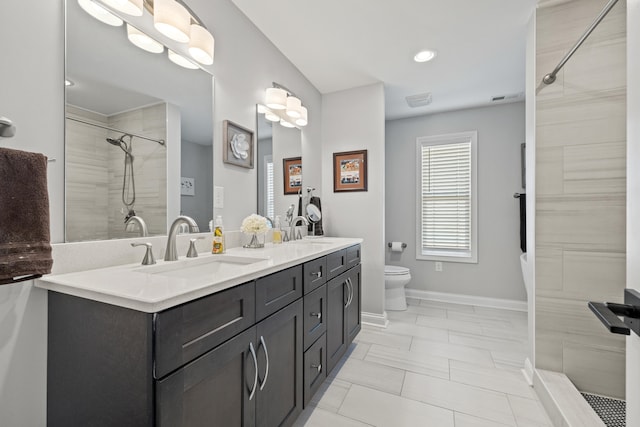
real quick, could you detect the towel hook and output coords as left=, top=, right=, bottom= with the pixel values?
left=0, top=116, right=16, bottom=138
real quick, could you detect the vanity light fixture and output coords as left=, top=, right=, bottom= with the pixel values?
left=168, top=49, right=199, bottom=69
left=414, top=49, right=437, bottom=63
left=285, top=96, right=302, bottom=119
left=260, top=83, right=309, bottom=129
left=127, top=24, right=164, bottom=53
left=153, top=0, right=191, bottom=43
left=188, top=24, right=215, bottom=65
left=78, top=0, right=124, bottom=26
left=265, top=88, right=287, bottom=110
left=295, top=106, right=308, bottom=127
left=101, top=0, right=142, bottom=16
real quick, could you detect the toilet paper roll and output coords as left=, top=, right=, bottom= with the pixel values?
left=390, top=242, right=404, bottom=252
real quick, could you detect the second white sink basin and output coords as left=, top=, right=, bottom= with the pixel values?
left=134, top=254, right=269, bottom=280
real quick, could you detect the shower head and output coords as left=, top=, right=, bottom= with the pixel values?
left=106, top=134, right=133, bottom=155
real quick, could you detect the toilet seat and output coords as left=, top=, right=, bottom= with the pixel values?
left=385, top=265, right=410, bottom=276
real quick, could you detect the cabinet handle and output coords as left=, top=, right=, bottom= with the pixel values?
left=258, top=336, right=270, bottom=391
left=311, top=364, right=322, bottom=373
left=310, top=312, right=322, bottom=319
left=312, top=271, right=322, bottom=278
left=346, top=278, right=353, bottom=307
left=344, top=279, right=350, bottom=309
left=248, top=342, right=258, bottom=401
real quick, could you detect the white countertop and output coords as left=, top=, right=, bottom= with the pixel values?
left=36, top=237, right=362, bottom=313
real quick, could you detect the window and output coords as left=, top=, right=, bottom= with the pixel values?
left=416, top=131, right=477, bottom=263
left=264, top=155, right=274, bottom=219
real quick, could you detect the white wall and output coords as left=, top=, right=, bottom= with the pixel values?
left=385, top=102, right=526, bottom=302
left=0, top=0, right=322, bottom=424
left=322, top=83, right=386, bottom=322
left=272, top=126, right=302, bottom=221
left=181, top=140, right=213, bottom=231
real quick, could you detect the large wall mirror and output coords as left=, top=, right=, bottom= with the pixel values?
left=65, top=0, right=214, bottom=242
left=256, top=105, right=301, bottom=221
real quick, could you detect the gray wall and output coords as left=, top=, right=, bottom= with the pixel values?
left=535, top=0, right=626, bottom=399
left=181, top=140, right=213, bottom=231
left=385, top=102, right=526, bottom=302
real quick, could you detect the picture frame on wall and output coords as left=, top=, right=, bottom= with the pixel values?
left=333, top=150, right=368, bottom=192
left=222, top=120, right=254, bottom=169
left=283, top=157, right=302, bottom=195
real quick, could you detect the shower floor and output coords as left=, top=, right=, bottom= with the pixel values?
left=581, top=392, right=625, bottom=427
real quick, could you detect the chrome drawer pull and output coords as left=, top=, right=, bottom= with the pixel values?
left=311, top=364, right=322, bottom=373
left=310, top=312, right=322, bottom=319
left=258, top=336, right=270, bottom=390
left=312, top=271, right=322, bottom=278
left=248, top=342, right=258, bottom=401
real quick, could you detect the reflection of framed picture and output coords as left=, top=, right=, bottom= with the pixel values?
left=283, top=157, right=302, bottom=195
left=333, top=150, right=367, bottom=192
left=180, top=177, right=195, bottom=196
left=223, top=120, right=254, bottom=169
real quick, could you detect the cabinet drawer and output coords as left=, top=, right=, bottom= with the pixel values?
left=303, top=256, right=327, bottom=294
left=256, top=265, right=303, bottom=321
left=346, top=244, right=361, bottom=268
left=154, top=281, right=255, bottom=379
left=303, top=334, right=327, bottom=407
left=326, top=249, right=347, bottom=280
left=303, top=284, right=327, bottom=350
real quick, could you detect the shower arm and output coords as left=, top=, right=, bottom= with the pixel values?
left=66, top=116, right=165, bottom=146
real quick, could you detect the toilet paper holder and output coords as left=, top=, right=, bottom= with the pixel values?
left=387, top=242, right=407, bottom=249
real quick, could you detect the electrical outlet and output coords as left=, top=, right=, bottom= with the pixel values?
left=214, top=186, right=224, bottom=208
left=435, top=262, right=443, bottom=272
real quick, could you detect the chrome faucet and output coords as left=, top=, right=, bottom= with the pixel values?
left=125, top=215, right=148, bottom=237
left=290, top=216, right=309, bottom=241
left=164, top=216, right=200, bottom=261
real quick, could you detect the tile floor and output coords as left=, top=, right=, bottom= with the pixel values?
left=294, top=298, right=553, bottom=427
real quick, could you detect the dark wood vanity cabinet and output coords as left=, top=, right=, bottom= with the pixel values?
left=47, top=245, right=360, bottom=427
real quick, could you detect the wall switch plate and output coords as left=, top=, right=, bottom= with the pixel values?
left=435, top=262, right=443, bottom=272
left=214, top=186, right=224, bottom=208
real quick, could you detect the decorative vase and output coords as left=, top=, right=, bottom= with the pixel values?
left=243, top=233, right=264, bottom=248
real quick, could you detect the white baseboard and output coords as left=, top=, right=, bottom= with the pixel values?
left=362, top=311, right=389, bottom=328
left=405, top=289, right=527, bottom=312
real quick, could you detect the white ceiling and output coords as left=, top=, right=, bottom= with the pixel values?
left=231, top=0, right=537, bottom=120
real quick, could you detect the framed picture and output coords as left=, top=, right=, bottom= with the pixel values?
left=180, top=177, right=195, bottom=196
left=333, top=150, right=367, bottom=192
left=223, top=120, right=254, bottom=168
left=283, top=157, right=302, bottom=195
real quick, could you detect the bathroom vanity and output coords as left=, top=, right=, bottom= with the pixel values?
left=37, top=238, right=361, bottom=427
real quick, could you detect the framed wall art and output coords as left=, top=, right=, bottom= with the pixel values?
left=223, top=120, right=254, bottom=168
left=333, top=150, right=368, bottom=192
left=283, top=157, right=302, bottom=195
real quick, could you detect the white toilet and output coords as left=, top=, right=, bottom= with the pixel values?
left=384, top=265, right=411, bottom=311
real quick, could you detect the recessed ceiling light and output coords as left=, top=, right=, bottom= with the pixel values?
left=414, top=50, right=437, bottom=63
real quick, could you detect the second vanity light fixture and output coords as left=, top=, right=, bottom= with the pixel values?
left=78, top=0, right=215, bottom=69
left=263, top=83, right=308, bottom=128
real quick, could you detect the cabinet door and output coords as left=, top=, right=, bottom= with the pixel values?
left=346, top=265, right=362, bottom=344
left=256, top=299, right=303, bottom=427
left=156, top=327, right=257, bottom=427
left=326, top=272, right=349, bottom=374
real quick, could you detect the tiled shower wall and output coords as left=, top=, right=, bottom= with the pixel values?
left=535, top=0, right=626, bottom=398
left=65, top=103, right=167, bottom=241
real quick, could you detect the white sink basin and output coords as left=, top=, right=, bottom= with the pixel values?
left=134, top=254, right=269, bottom=280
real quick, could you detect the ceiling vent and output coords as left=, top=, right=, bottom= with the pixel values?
left=491, top=92, right=524, bottom=102
left=406, top=92, right=432, bottom=108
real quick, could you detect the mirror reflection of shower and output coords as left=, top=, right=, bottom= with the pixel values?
left=106, top=134, right=136, bottom=221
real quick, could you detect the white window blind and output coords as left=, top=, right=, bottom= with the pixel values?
left=416, top=132, right=477, bottom=263
left=265, top=155, right=274, bottom=219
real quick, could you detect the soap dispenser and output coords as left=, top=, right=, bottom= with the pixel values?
left=273, top=215, right=282, bottom=244
left=212, top=215, right=225, bottom=254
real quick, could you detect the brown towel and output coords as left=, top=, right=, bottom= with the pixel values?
left=0, top=148, right=53, bottom=284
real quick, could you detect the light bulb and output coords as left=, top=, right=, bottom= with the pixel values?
left=189, top=24, right=215, bottom=65
left=154, top=0, right=191, bottom=43
left=286, top=96, right=302, bottom=118
left=168, top=50, right=199, bottom=69
left=127, top=25, right=164, bottom=53
left=77, top=0, right=123, bottom=26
